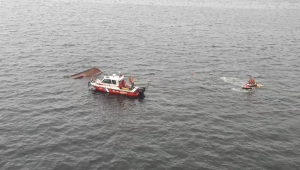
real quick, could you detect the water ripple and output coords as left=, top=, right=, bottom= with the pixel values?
left=0, top=0, right=300, bottom=169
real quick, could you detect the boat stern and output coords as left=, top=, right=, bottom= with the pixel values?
left=138, top=87, right=146, bottom=97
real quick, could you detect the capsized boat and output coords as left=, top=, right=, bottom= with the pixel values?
left=88, top=73, right=146, bottom=97
left=70, top=67, right=101, bottom=79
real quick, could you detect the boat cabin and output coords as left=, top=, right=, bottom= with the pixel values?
left=95, top=74, right=130, bottom=89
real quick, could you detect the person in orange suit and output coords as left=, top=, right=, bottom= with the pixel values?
left=248, top=77, right=257, bottom=86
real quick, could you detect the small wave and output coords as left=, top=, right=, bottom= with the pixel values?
left=62, top=43, right=75, bottom=47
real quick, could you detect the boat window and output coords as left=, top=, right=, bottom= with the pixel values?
left=112, top=80, right=116, bottom=85
left=102, top=79, right=111, bottom=84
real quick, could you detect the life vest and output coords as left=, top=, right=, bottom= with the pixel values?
left=249, top=78, right=255, bottom=84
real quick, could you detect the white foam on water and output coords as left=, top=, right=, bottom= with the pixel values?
left=221, top=77, right=244, bottom=86
left=221, top=77, right=255, bottom=92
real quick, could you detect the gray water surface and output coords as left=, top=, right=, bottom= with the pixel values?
left=1, top=0, right=300, bottom=169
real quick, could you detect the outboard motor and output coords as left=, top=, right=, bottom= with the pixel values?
left=138, top=87, right=146, bottom=97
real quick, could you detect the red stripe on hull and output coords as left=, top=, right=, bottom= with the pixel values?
left=93, top=86, right=140, bottom=96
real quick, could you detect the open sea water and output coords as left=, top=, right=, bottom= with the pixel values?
left=1, top=0, right=300, bottom=169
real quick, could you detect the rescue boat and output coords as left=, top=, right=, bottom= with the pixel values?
left=88, top=73, right=146, bottom=97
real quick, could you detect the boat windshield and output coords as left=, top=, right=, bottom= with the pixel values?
left=102, top=79, right=112, bottom=84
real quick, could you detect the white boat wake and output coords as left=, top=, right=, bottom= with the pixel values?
left=221, top=77, right=253, bottom=92
left=221, top=77, right=244, bottom=86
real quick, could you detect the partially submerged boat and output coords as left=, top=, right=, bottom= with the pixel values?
left=88, top=73, right=146, bottom=97
left=70, top=68, right=101, bottom=79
